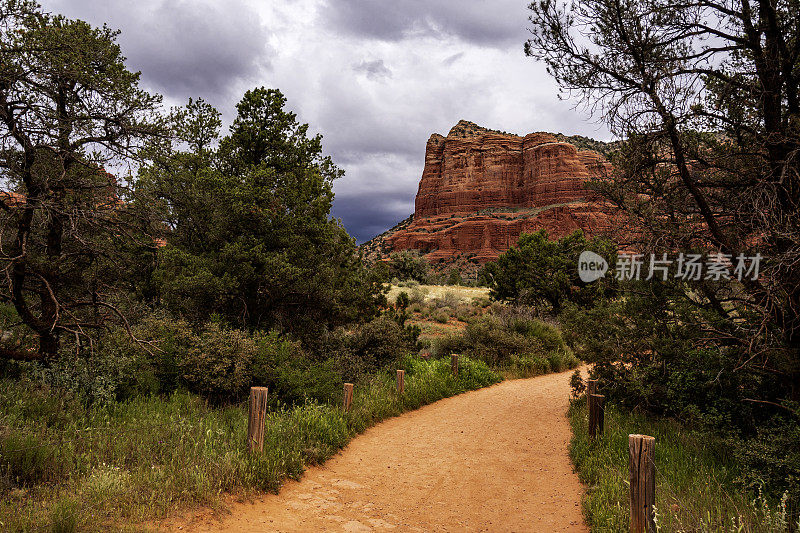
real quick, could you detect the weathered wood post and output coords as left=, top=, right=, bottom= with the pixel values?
left=343, top=383, right=354, bottom=412
left=451, top=354, right=459, bottom=376
left=587, top=379, right=598, bottom=405
left=247, top=387, right=268, bottom=452
left=588, top=394, right=605, bottom=439
left=629, top=434, right=656, bottom=533
left=396, top=370, right=405, bottom=394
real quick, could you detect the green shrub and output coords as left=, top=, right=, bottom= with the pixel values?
left=33, top=354, right=126, bottom=405
left=430, top=311, right=577, bottom=373
left=546, top=351, right=564, bottom=372
left=262, top=356, right=342, bottom=407
left=504, top=315, right=566, bottom=353
left=83, top=317, right=281, bottom=404
left=433, top=310, right=450, bottom=324
left=569, top=369, right=585, bottom=399
left=99, top=312, right=196, bottom=399
left=434, top=291, right=460, bottom=309
left=454, top=303, right=474, bottom=321
left=332, top=316, right=414, bottom=380
left=6, top=316, right=184, bottom=405
left=488, top=302, right=505, bottom=315
left=179, top=323, right=260, bottom=402
left=730, top=417, right=800, bottom=512
left=395, top=291, right=410, bottom=310
left=409, top=286, right=428, bottom=305
left=464, top=316, right=544, bottom=365
left=388, top=251, right=428, bottom=283
left=472, top=297, right=491, bottom=308
left=508, top=354, right=550, bottom=377
left=431, top=334, right=469, bottom=358
left=79, top=315, right=311, bottom=405
left=480, top=229, right=616, bottom=312
left=447, top=268, right=462, bottom=286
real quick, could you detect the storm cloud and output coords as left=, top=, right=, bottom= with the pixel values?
left=321, top=0, right=530, bottom=46
left=40, top=0, right=270, bottom=105
left=37, top=0, right=611, bottom=244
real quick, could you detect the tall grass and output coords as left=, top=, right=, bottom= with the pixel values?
left=0, top=355, right=499, bottom=532
left=568, top=400, right=798, bottom=532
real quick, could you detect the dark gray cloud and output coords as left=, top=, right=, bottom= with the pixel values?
left=331, top=191, right=416, bottom=244
left=322, top=0, right=529, bottom=47
left=352, top=59, right=393, bottom=80
left=40, top=0, right=270, bottom=103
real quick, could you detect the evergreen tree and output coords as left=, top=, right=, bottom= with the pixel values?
left=141, top=89, right=383, bottom=341
left=0, top=1, right=162, bottom=360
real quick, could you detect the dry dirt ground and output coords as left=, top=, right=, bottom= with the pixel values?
left=172, top=369, right=587, bottom=533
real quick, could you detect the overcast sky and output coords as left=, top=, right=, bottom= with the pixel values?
left=40, top=0, right=611, bottom=243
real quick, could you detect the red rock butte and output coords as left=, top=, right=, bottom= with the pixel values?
left=362, top=120, right=617, bottom=267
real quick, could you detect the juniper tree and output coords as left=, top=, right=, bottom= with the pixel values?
left=0, top=1, right=162, bottom=360
left=140, top=89, right=383, bottom=342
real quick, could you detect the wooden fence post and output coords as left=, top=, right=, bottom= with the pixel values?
left=629, top=434, right=656, bottom=533
left=343, top=383, right=354, bottom=412
left=396, top=370, right=405, bottom=394
left=588, top=394, right=605, bottom=439
left=451, top=354, right=459, bottom=376
left=587, top=379, right=598, bottom=405
left=247, top=387, right=268, bottom=452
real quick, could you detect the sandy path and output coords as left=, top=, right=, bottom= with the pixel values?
left=180, top=369, right=587, bottom=532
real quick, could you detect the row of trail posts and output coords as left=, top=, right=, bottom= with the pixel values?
left=246, top=353, right=463, bottom=446
left=587, top=379, right=657, bottom=533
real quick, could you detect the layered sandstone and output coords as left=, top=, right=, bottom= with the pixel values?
left=364, top=120, right=616, bottom=268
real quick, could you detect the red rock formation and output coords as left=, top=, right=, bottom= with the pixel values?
left=366, top=120, right=617, bottom=268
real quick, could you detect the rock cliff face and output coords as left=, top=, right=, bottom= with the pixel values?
left=363, top=120, right=616, bottom=269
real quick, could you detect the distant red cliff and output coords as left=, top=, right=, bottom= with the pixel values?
left=362, top=120, right=617, bottom=268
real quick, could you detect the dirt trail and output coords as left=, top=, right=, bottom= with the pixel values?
left=180, top=369, right=587, bottom=532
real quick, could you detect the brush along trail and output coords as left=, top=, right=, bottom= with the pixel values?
left=176, top=368, right=587, bottom=532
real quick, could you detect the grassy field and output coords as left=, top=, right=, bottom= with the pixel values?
left=568, top=397, right=798, bottom=532
left=0, top=355, right=499, bottom=532
left=385, top=283, right=490, bottom=305
left=387, top=283, right=495, bottom=344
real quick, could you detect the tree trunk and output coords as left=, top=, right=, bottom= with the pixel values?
left=38, top=330, right=59, bottom=361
